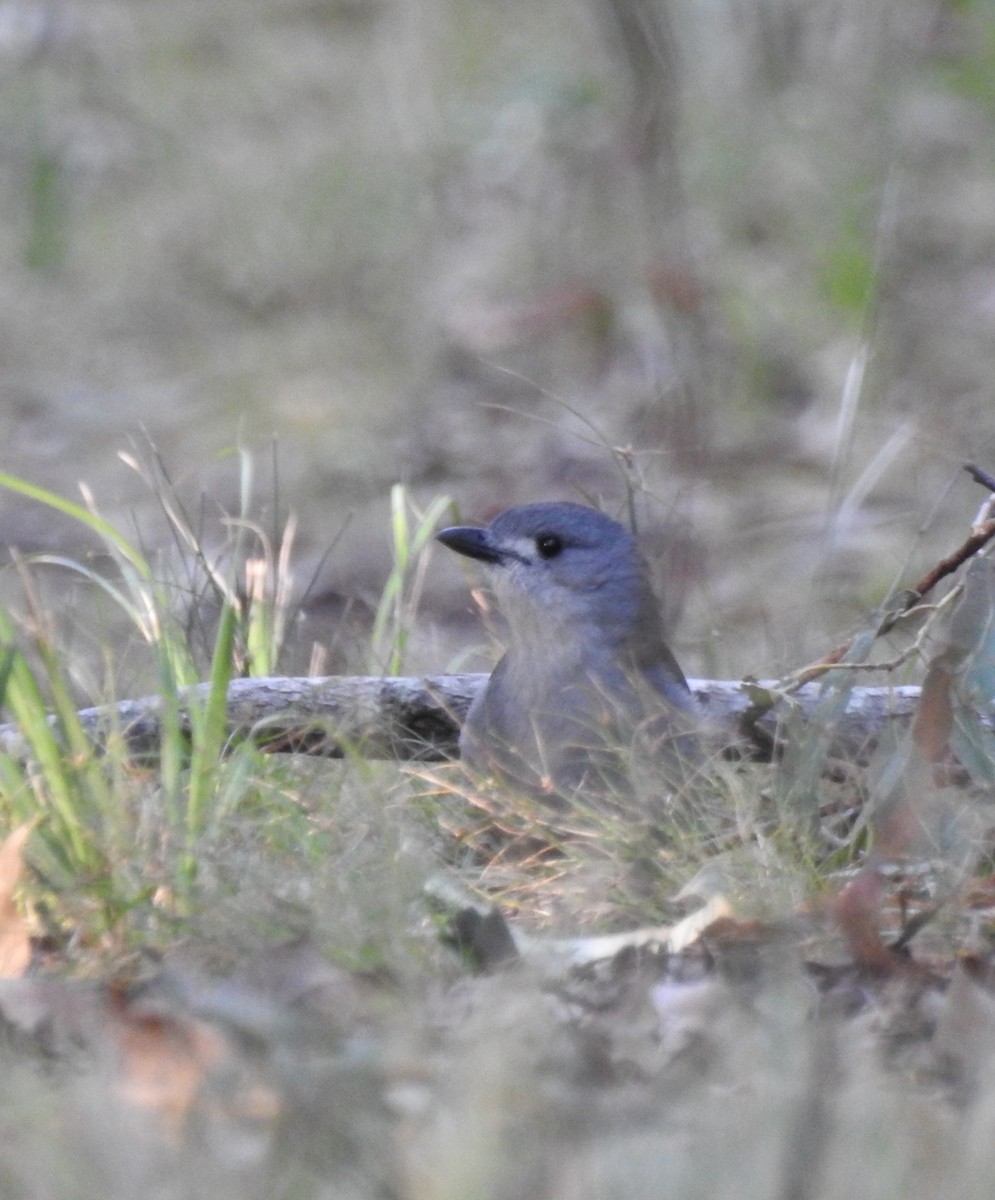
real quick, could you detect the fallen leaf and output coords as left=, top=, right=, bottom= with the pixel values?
left=0, top=822, right=35, bottom=979
left=913, top=660, right=955, bottom=766
left=834, top=868, right=908, bottom=976
left=667, top=895, right=735, bottom=953
left=110, top=990, right=230, bottom=1134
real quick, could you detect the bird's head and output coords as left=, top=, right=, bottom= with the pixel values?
left=436, top=502, right=658, bottom=651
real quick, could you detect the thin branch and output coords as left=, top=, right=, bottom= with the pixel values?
left=964, top=462, right=995, bottom=494
left=783, top=463, right=995, bottom=690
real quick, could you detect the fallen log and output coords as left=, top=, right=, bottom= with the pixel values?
left=0, top=674, right=926, bottom=765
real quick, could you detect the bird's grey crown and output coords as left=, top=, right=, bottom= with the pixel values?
left=487, top=501, right=638, bottom=555
left=437, top=501, right=658, bottom=643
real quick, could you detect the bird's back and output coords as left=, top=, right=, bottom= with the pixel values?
left=461, top=628, right=699, bottom=797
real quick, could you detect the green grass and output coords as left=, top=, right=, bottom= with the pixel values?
left=0, top=449, right=991, bottom=970
left=0, top=458, right=994, bottom=1200
left=0, top=459, right=450, bottom=951
left=369, top=484, right=456, bottom=676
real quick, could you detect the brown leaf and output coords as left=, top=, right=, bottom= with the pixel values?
left=913, top=660, right=955, bottom=766
left=833, top=869, right=907, bottom=976
left=0, top=823, right=35, bottom=979
left=110, top=990, right=230, bottom=1134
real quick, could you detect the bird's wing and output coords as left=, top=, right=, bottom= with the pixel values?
left=639, top=651, right=698, bottom=715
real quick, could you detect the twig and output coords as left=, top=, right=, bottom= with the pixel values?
left=784, top=464, right=995, bottom=690
left=964, top=462, right=995, bottom=494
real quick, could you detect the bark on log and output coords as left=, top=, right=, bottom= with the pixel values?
left=0, top=674, right=925, bottom=765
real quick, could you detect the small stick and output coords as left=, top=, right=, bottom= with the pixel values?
left=964, top=462, right=995, bottom=494
left=786, top=464, right=995, bottom=689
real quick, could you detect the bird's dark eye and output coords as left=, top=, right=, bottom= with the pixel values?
left=535, top=533, right=564, bottom=559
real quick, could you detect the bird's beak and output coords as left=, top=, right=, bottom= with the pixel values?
left=436, top=524, right=505, bottom=565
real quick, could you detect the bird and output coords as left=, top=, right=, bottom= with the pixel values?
left=436, top=501, right=700, bottom=799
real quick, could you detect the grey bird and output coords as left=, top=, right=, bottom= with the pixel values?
left=436, top=502, right=700, bottom=798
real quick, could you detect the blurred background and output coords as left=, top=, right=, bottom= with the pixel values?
left=1, top=0, right=993, bottom=690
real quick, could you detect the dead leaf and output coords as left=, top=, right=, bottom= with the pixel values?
left=913, top=660, right=955, bottom=766
left=0, top=822, right=35, bottom=979
left=109, top=988, right=230, bottom=1134
left=667, top=895, right=735, bottom=953
left=833, top=869, right=906, bottom=976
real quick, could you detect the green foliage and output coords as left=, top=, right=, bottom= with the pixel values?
left=181, top=598, right=237, bottom=889
left=0, top=459, right=464, bottom=947
left=369, top=484, right=454, bottom=676
left=0, top=452, right=308, bottom=932
left=816, top=205, right=876, bottom=318
left=25, top=147, right=67, bottom=271
left=940, top=555, right=995, bottom=784
left=935, top=13, right=995, bottom=112
left=0, top=442, right=993, bottom=969
left=773, top=623, right=879, bottom=847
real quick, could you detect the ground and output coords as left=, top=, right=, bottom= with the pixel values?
left=2, top=1, right=995, bottom=1196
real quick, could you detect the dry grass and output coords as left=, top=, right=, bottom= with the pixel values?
left=1, top=0, right=995, bottom=1194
